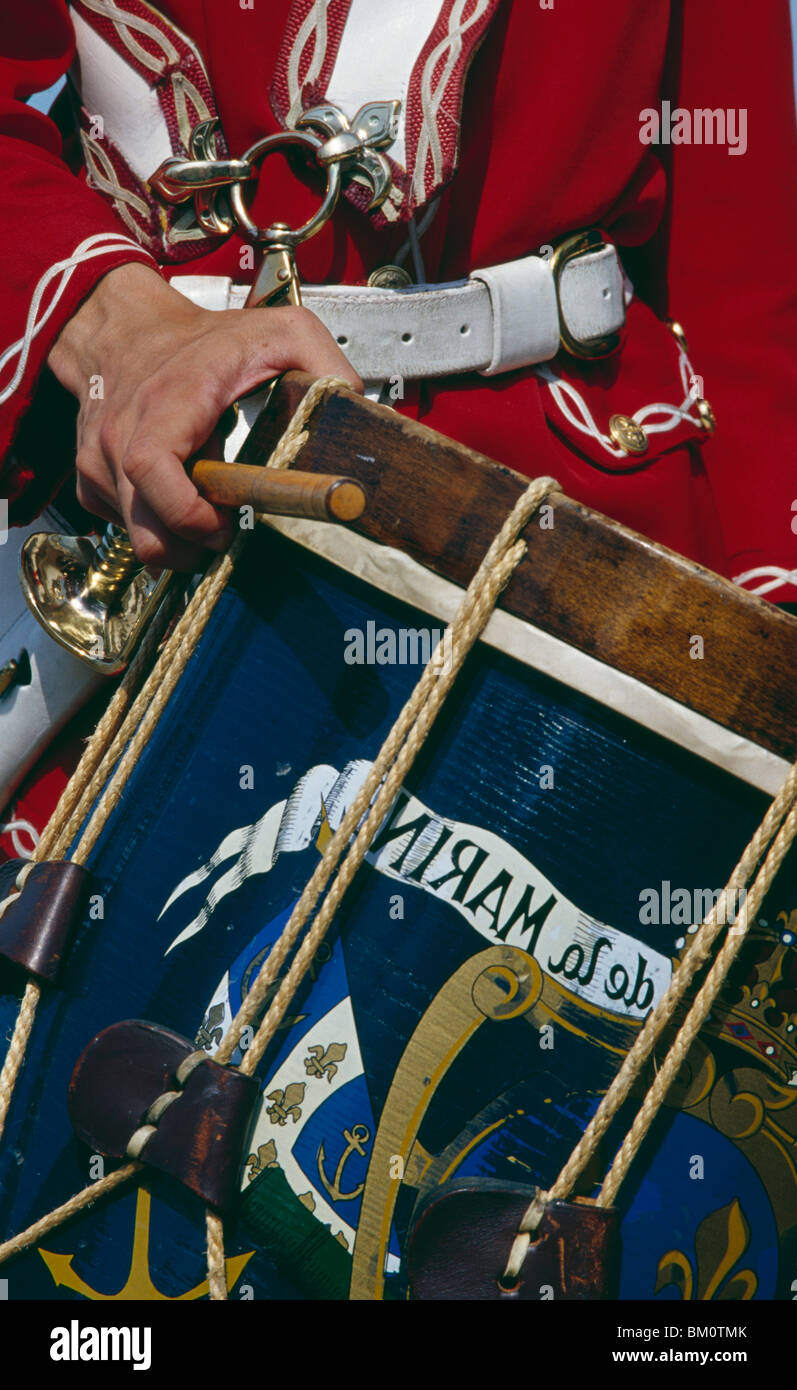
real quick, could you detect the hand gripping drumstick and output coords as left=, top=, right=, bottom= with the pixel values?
left=18, top=457, right=367, bottom=674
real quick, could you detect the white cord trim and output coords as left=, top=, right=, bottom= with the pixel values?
left=535, top=364, right=625, bottom=458
left=733, top=566, right=797, bottom=597
left=536, top=343, right=704, bottom=459
left=0, top=860, right=33, bottom=921
left=0, top=817, right=41, bottom=860
left=0, top=233, right=154, bottom=407
left=74, top=0, right=179, bottom=74
left=634, top=398, right=699, bottom=433
left=414, top=0, right=491, bottom=204
left=286, top=0, right=330, bottom=126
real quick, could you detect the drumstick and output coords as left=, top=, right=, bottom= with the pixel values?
left=188, top=460, right=367, bottom=522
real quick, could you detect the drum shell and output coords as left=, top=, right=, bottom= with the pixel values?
left=1, top=521, right=794, bottom=1302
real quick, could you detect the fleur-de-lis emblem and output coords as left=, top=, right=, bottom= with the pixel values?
left=266, top=1082, right=306, bottom=1126
left=195, top=1002, right=225, bottom=1052
left=304, top=1041, right=347, bottom=1083
left=654, top=1199, right=758, bottom=1300
left=245, top=1140, right=278, bottom=1183
left=297, top=101, right=400, bottom=209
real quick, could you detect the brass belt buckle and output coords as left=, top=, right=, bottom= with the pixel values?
left=549, top=228, right=624, bottom=360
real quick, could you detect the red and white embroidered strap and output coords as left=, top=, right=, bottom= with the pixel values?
left=270, top=0, right=502, bottom=225
left=69, top=0, right=227, bottom=262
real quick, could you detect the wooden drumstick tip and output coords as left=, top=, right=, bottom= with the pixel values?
left=188, top=459, right=367, bottom=523
left=326, top=479, right=367, bottom=522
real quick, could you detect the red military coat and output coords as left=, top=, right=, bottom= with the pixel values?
left=1, top=0, right=796, bottom=851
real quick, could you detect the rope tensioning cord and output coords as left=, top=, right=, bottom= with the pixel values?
left=0, top=376, right=347, bottom=1135
left=0, top=375, right=795, bottom=1299
left=0, top=375, right=559, bottom=1297
left=0, top=585, right=186, bottom=1139
left=502, top=761, right=797, bottom=1283
left=0, top=378, right=346, bottom=1294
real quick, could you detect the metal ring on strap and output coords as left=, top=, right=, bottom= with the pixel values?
left=229, top=131, right=342, bottom=246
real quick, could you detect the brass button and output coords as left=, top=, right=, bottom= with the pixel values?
left=695, top=398, right=716, bottom=433
left=609, top=414, right=648, bottom=455
left=667, top=319, right=689, bottom=352
left=367, top=264, right=412, bottom=289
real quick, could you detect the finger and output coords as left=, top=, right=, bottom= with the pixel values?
left=236, top=306, right=364, bottom=395
left=120, top=430, right=233, bottom=549
left=74, top=472, right=124, bottom=528
left=75, top=433, right=126, bottom=519
left=120, top=481, right=221, bottom=572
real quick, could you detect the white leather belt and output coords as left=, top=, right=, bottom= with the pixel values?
left=0, top=244, right=627, bottom=812
left=171, top=243, right=628, bottom=382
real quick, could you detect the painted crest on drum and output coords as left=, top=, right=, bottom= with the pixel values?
left=1, top=534, right=795, bottom=1299
left=159, top=759, right=668, bottom=1268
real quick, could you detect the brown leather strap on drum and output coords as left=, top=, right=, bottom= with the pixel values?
left=0, top=861, right=90, bottom=983
left=68, top=1020, right=259, bottom=1214
left=406, top=1179, right=618, bottom=1301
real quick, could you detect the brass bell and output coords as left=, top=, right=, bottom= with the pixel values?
left=19, top=524, right=173, bottom=675
left=18, top=455, right=368, bottom=673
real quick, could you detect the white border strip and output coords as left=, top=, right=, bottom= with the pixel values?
left=260, top=515, right=791, bottom=796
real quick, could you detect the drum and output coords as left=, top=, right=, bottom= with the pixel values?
left=1, top=375, right=795, bottom=1303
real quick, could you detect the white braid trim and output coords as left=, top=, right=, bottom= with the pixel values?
left=535, top=364, right=626, bottom=459
left=0, top=817, right=41, bottom=860
left=0, top=233, right=154, bottom=407
left=536, top=341, right=705, bottom=460
left=733, top=566, right=797, bottom=598
left=287, top=0, right=331, bottom=126
left=73, top=0, right=179, bottom=74
left=0, top=860, right=33, bottom=922
left=413, top=0, right=491, bottom=204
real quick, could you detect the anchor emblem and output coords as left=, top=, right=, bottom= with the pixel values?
left=316, top=1124, right=371, bottom=1203
left=38, top=1188, right=254, bottom=1300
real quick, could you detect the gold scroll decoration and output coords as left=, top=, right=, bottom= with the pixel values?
left=350, top=945, right=545, bottom=1300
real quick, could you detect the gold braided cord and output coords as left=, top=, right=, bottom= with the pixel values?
left=213, top=477, right=561, bottom=1071
left=2, top=372, right=793, bottom=1303
left=41, top=588, right=185, bottom=864
left=502, top=759, right=797, bottom=1280
left=0, top=981, right=40, bottom=1146
left=0, top=598, right=183, bottom=1145
left=0, top=556, right=235, bottom=1150
left=36, top=582, right=185, bottom=865
left=205, top=1211, right=228, bottom=1301
left=598, top=795, right=797, bottom=1208
left=0, top=1163, right=140, bottom=1266
left=0, top=377, right=359, bottom=1295
left=74, top=540, right=244, bottom=865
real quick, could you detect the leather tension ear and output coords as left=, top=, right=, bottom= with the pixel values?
left=0, top=861, right=90, bottom=983
left=406, top=1178, right=618, bottom=1301
left=68, top=1019, right=259, bottom=1214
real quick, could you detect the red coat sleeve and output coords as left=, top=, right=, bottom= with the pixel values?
left=658, top=0, right=797, bottom=599
left=0, top=0, right=156, bottom=521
